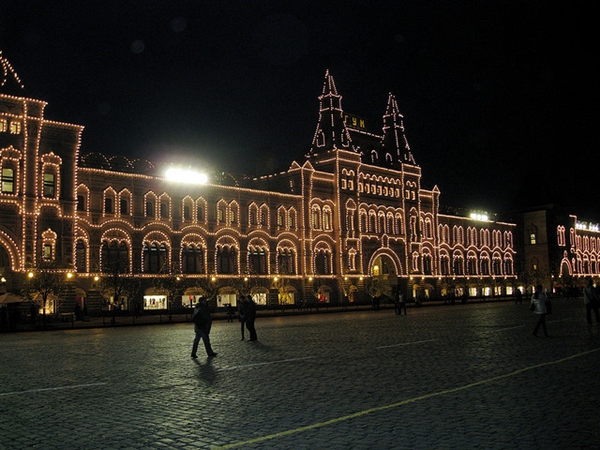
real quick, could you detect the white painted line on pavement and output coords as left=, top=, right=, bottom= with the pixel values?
left=376, top=338, right=438, bottom=349
left=213, top=347, right=600, bottom=449
left=490, top=325, right=526, bottom=332
left=0, top=382, right=107, bottom=397
left=217, top=356, right=316, bottom=371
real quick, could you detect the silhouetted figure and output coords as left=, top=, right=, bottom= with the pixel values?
left=0, top=306, right=7, bottom=330
left=30, top=304, right=38, bottom=325
left=531, top=285, right=549, bottom=337
left=226, top=303, right=234, bottom=322
left=395, top=288, right=407, bottom=315
left=373, top=295, right=381, bottom=310
left=515, top=288, right=523, bottom=305
left=238, top=295, right=247, bottom=340
left=191, top=297, right=217, bottom=358
left=583, top=278, right=600, bottom=325
left=245, top=295, right=258, bottom=341
left=75, top=303, right=82, bottom=321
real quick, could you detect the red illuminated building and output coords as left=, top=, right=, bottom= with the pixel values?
left=1, top=52, right=598, bottom=315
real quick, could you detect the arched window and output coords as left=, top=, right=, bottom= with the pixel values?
left=146, top=200, right=155, bottom=218
left=104, top=197, right=113, bottom=214
left=217, top=247, right=236, bottom=274
left=144, top=243, right=167, bottom=273
left=182, top=244, right=204, bottom=273
left=77, top=195, right=86, bottom=211
left=101, top=241, right=129, bottom=273
left=160, top=201, right=168, bottom=219
left=249, top=248, right=267, bottom=274
left=278, top=249, right=295, bottom=275
left=75, top=240, right=87, bottom=273
left=120, top=198, right=129, bottom=216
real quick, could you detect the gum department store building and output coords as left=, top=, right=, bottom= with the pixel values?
left=1, top=52, right=598, bottom=315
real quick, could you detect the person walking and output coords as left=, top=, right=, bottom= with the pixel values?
left=583, top=278, right=600, bottom=325
left=238, top=295, right=247, bottom=340
left=531, top=285, right=549, bottom=337
left=191, top=297, right=217, bottom=358
left=245, top=294, right=258, bottom=341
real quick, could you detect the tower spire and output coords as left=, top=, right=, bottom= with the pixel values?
left=0, top=50, right=25, bottom=95
left=381, top=93, right=415, bottom=166
left=308, top=70, right=355, bottom=156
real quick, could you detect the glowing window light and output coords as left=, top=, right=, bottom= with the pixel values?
left=165, top=167, right=208, bottom=185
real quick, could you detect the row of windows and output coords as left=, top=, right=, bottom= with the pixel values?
left=1, top=167, right=56, bottom=197
left=439, top=225, right=513, bottom=249
left=437, top=255, right=514, bottom=276
left=0, top=118, right=22, bottom=134
left=80, top=241, right=303, bottom=275
left=77, top=189, right=300, bottom=230
left=341, top=178, right=416, bottom=200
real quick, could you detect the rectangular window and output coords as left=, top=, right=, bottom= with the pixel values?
left=2, top=167, right=14, bottom=193
left=43, top=173, right=55, bottom=197
left=146, top=201, right=154, bottom=217
left=10, top=120, right=22, bottom=134
left=530, top=233, right=536, bottom=245
left=120, top=199, right=128, bottom=215
left=0, top=118, right=7, bottom=132
left=43, top=244, right=52, bottom=260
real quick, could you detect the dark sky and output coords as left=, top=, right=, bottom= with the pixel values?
left=1, top=1, right=596, bottom=216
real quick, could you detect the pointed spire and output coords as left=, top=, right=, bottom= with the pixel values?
left=308, top=70, right=355, bottom=156
left=381, top=93, right=415, bottom=166
left=0, top=51, right=25, bottom=95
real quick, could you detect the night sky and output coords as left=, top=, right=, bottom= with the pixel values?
left=1, top=1, right=596, bottom=216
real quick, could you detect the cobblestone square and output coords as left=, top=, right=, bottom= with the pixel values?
left=1, top=298, right=599, bottom=449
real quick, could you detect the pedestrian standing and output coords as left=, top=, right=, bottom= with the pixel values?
left=515, top=288, right=523, bottom=304
left=238, top=295, right=247, bottom=340
left=394, top=288, right=406, bottom=315
left=191, top=297, right=217, bottom=358
left=394, top=291, right=401, bottom=315
left=226, top=303, right=234, bottom=322
left=583, top=278, right=600, bottom=325
left=400, top=291, right=407, bottom=315
left=531, top=285, right=549, bottom=338
left=245, top=294, right=258, bottom=341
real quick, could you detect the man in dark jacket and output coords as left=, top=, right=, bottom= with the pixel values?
left=191, top=297, right=217, bottom=358
left=245, top=295, right=258, bottom=341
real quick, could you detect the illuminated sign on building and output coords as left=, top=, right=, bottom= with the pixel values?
left=344, top=114, right=367, bottom=130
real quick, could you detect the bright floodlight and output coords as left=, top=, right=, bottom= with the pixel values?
left=470, top=212, right=489, bottom=221
left=165, top=167, right=208, bottom=185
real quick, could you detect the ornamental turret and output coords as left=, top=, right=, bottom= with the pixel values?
left=381, top=93, right=415, bottom=168
left=307, top=70, right=355, bottom=156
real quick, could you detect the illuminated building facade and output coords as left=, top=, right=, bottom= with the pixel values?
left=4, top=52, right=593, bottom=315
